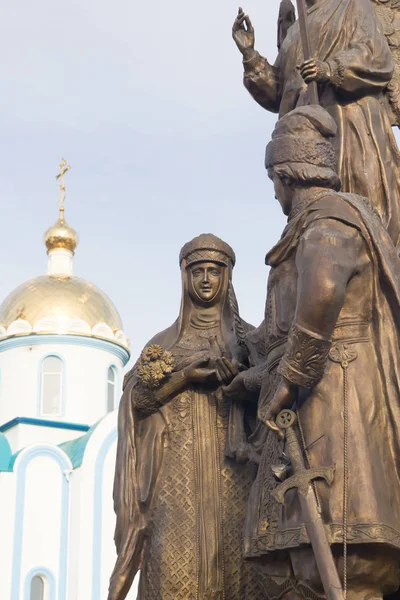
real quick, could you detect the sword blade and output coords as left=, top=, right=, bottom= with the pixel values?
left=295, top=0, right=319, bottom=105
left=276, top=410, right=343, bottom=600
left=299, top=486, right=344, bottom=600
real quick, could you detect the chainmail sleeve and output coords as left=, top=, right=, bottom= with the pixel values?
left=243, top=363, right=269, bottom=394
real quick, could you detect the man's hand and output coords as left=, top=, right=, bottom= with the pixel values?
left=215, top=357, right=239, bottom=386
left=232, top=7, right=255, bottom=59
left=264, top=377, right=298, bottom=435
left=222, top=370, right=246, bottom=399
left=183, top=356, right=218, bottom=385
left=300, top=58, right=331, bottom=83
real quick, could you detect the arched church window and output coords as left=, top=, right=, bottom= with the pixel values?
left=30, top=575, right=44, bottom=600
left=107, top=366, right=116, bottom=412
left=40, top=356, right=63, bottom=416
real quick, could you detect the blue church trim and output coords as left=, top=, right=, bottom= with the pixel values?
left=11, top=446, right=72, bottom=600
left=0, top=432, right=12, bottom=471
left=59, top=421, right=100, bottom=469
left=0, top=333, right=130, bottom=365
left=24, top=566, right=56, bottom=600
left=0, top=416, right=90, bottom=434
left=92, top=427, right=118, bottom=599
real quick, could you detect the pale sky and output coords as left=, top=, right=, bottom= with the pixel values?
left=0, top=0, right=327, bottom=362
left=3, top=2, right=400, bottom=598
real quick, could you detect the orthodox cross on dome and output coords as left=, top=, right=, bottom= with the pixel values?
left=55, top=158, right=71, bottom=221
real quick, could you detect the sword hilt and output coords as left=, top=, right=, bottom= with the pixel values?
left=273, top=465, right=336, bottom=504
left=276, top=409, right=297, bottom=429
left=276, top=409, right=304, bottom=472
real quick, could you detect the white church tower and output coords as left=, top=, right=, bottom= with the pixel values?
left=0, top=160, right=138, bottom=600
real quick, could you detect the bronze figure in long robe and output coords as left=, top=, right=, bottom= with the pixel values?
left=233, top=0, right=400, bottom=248
left=108, top=234, right=265, bottom=600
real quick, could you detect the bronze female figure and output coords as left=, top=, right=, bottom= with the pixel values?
left=108, top=234, right=264, bottom=600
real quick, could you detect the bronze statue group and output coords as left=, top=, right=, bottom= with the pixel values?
left=108, top=1, right=400, bottom=599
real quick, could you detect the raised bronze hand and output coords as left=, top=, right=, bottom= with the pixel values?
left=232, top=7, right=255, bottom=60
left=215, top=356, right=240, bottom=386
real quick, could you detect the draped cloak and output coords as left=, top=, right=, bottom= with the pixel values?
left=108, top=258, right=265, bottom=600
left=244, top=0, right=400, bottom=248
left=244, top=193, right=400, bottom=573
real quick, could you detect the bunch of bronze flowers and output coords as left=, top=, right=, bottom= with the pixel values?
left=137, top=344, right=176, bottom=388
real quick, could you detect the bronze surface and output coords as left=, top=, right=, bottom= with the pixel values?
left=109, top=235, right=265, bottom=599
left=109, top=3, right=400, bottom=598
left=242, top=105, right=400, bottom=600
left=233, top=0, right=400, bottom=249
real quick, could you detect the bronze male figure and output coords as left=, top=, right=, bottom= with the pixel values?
left=240, top=105, right=400, bottom=600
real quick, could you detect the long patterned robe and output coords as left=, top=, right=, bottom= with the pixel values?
left=244, top=0, right=400, bottom=248
left=109, top=319, right=265, bottom=600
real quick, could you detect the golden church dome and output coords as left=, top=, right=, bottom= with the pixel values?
left=0, top=158, right=129, bottom=351
left=0, top=274, right=129, bottom=348
left=0, top=276, right=123, bottom=332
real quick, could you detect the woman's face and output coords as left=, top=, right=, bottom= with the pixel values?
left=189, top=262, right=223, bottom=303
